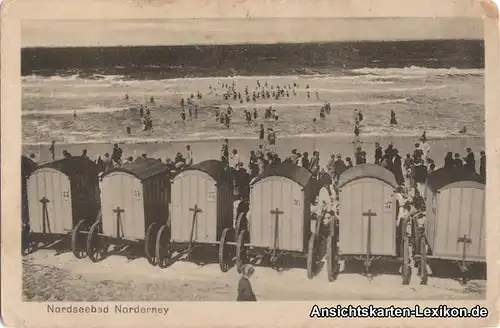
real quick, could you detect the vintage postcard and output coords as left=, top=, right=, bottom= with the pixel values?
left=2, top=0, right=499, bottom=327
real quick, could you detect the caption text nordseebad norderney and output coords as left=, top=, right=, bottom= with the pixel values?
left=47, top=304, right=169, bottom=315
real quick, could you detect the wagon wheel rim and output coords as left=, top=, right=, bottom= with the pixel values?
left=218, top=228, right=232, bottom=272
left=419, top=236, right=428, bottom=285
left=22, top=238, right=38, bottom=256
left=306, top=233, right=316, bottom=280
left=326, top=234, right=338, bottom=282
left=72, top=219, right=89, bottom=259
left=236, top=229, right=248, bottom=274
left=86, top=220, right=107, bottom=263
left=145, top=222, right=158, bottom=266
left=155, top=225, right=172, bottom=269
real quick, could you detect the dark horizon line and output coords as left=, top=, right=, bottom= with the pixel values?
left=21, top=38, right=484, bottom=50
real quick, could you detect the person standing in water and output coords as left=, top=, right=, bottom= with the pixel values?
left=390, top=110, right=398, bottom=125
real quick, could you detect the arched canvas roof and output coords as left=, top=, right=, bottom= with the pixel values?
left=38, top=156, right=99, bottom=178
left=338, top=164, right=398, bottom=189
left=104, top=157, right=168, bottom=181
left=22, top=156, right=38, bottom=178
left=251, top=163, right=312, bottom=188
left=426, top=167, right=485, bottom=193
left=175, top=160, right=232, bottom=183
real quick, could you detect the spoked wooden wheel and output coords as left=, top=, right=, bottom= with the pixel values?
left=306, top=233, right=317, bottom=279
left=326, top=234, right=338, bottom=282
left=401, top=220, right=411, bottom=285
left=71, top=219, right=89, bottom=259
left=86, top=220, right=107, bottom=263
left=155, top=225, right=172, bottom=269
left=236, top=229, right=249, bottom=273
left=145, top=222, right=158, bottom=266
left=218, top=228, right=233, bottom=272
left=419, top=235, right=428, bottom=285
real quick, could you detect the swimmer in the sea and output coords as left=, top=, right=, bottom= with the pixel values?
left=139, top=105, right=144, bottom=118
left=316, top=91, right=320, bottom=100
left=181, top=110, right=186, bottom=122
left=253, top=108, right=258, bottom=119
left=125, top=94, right=129, bottom=100
left=459, top=125, right=467, bottom=134
left=390, top=110, right=398, bottom=125
left=150, top=96, right=154, bottom=103
left=73, top=110, right=76, bottom=118
left=307, top=92, right=310, bottom=99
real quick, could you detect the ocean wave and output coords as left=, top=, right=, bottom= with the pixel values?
left=22, top=129, right=482, bottom=146
left=348, top=66, right=484, bottom=77
left=22, top=106, right=130, bottom=116
left=296, top=85, right=447, bottom=93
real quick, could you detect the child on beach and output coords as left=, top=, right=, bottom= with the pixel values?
left=237, top=264, right=257, bottom=302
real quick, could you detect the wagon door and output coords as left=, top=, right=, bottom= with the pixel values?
left=171, top=171, right=217, bottom=243
left=433, top=183, right=486, bottom=262
left=27, top=168, right=73, bottom=235
left=101, top=173, right=145, bottom=240
left=250, top=177, right=304, bottom=252
left=339, top=178, right=396, bottom=256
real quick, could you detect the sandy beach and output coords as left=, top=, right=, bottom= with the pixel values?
left=23, top=249, right=486, bottom=302
left=23, top=135, right=485, bottom=171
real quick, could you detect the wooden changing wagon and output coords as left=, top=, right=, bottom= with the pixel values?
left=234, top=163, right=322, bottom=279
left=327, top=164, right=411, bottom=284
left=416, top=168, right=485, bottom=285
left=155, top=160, right=234, bottom=270
left=21, top=156, right=38, bottom=254
left=85, top=158, right=170, bottom=265
left=25, top=157, right=100, bottom=257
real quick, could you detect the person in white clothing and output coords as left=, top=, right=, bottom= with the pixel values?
left=230, top=149, right=241, bottom=170
left=419, top=135, right=431, bottom=160
left=185, top=145, right=194, bottom=166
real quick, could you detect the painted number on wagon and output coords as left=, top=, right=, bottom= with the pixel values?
left=293, top=199, right=301, bottom=206
left=62, top=191, right=70, bottom=202
left=384, top=201, right=392, bottom=212
left=134, top=190, right=141, bottom=200
left=208, top=191, right=216, bottom=202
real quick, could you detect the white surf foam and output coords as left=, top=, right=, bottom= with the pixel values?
left=22, top=106, right=130, bottom=116
left=348, top=66, right=484, bottom=77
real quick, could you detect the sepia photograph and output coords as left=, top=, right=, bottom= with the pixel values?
left=17, top=16, right=490, bottom=304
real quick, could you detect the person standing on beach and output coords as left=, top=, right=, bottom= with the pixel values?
left=419, top=135, right=431, bottom=160
left=185, top=145, right=194, bottom=166
left=81, top=149, right=89, bottom=160
left=374, top=142, right=383, bottom=165
left=480, top=151, right=486, bottom=179
left=49, top=140, right=56, bottom=161
left=259, top=125, right=265, bottom=140
left=267, top=128, right=277, bottom=153
left=463, top=148, right=476, bottom=174
left=221, top=139, right=229, bottom=165
left=301, top=152, right=310, bottom=170
left=237, top=264, right=257, bottom=301
left=309, top=151, right=320, bottom=175
left=453, top=153, right=463, bottom=168
left=111, top=143, right=123, bottom=165
left=231, top=149, right=241, bottom=171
